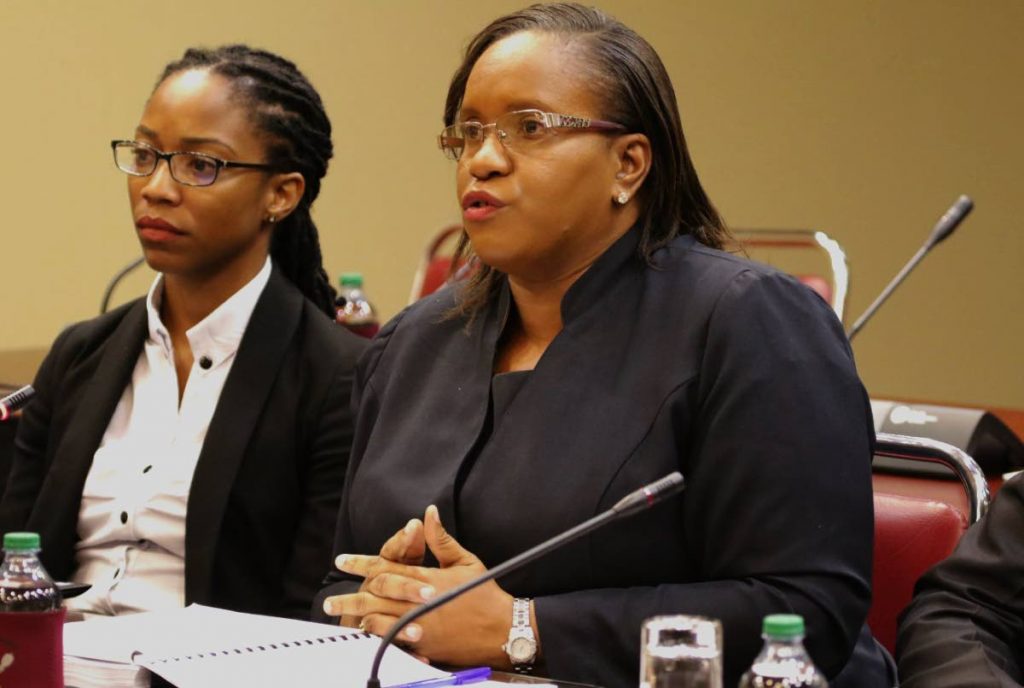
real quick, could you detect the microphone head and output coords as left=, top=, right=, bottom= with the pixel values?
left=0, top=385, right=35, bottom=422
left=928, top=195, right=973, bottom=247
left=611, top=472, right=685, bottom=516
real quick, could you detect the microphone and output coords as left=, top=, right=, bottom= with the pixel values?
left=100, top=256, right=145, bottom=314
left=0, top=385, right=35, bottom=422
left=848, top=195, right=973, bottom=341
left=365, top=472, right=685, bottom=688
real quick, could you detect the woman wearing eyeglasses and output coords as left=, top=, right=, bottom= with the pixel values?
left=0, top=45, right=366, bottom=620
left=317, top=5, right=894, bottom=688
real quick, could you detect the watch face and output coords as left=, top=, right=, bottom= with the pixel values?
left=509, top=636, right=536, bottom=661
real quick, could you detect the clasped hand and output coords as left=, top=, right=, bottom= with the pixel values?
left=322, top=505, right=514, bottom=668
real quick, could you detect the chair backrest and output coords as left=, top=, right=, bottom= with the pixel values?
left=410, top=226, right=851, bottom=315
left=730, top=229, right=849, bottom=323
left=409, top=225, right=465, bottom=303
left=868, top=433, right=990, bottom=654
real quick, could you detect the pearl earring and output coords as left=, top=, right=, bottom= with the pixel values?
left=267, top=215, right=276, bottom=224
left=616, top=192, right=629, bottom=205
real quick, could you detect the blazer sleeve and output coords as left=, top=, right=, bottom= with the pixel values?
left=277, top=351, right=361, bottom=619
left=313, top=311, right=407, bottom=621
left=896, top=473, right=1024, bottom=687
left=534, top=271, right=876, bottom=686
left=0, top=325, right=75, bottom=531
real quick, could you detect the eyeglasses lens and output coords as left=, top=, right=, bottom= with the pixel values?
left=171, top=153, right=218, bottom=186
left=114, top=144, right=156, bottom=176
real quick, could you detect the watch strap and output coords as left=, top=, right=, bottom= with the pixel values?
left=506, top=597, right=536, bottom=672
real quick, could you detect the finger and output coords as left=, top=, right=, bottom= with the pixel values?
left=336, top=554, right=426, bottom=581
left=322, top=591, right=416, bottom=619
left=424, top=504, right=480, bottom=568
left=358, top=614, right=424, bottom=645
left=380, top=518, right=426, bottom=565
left=365, top=571, right=436, bottom=604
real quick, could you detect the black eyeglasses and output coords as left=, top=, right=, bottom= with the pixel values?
left=110, top=140, right=277, bottom=187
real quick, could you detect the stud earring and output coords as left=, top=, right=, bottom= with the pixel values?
left=267, top=215, right=276, bottom=224
left=616, top=192, right=629, bottom=205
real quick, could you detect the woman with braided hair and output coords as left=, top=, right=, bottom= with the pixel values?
left=0, top=45, right=366, bottom=620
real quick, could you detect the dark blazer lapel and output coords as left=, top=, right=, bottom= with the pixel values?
left=32, top=302, right=147, bottom=573
left=184, top=269, right=302, bottom=604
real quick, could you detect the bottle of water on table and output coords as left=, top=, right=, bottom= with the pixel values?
left=739, top=614, right=827, bottom=687
left=335, top=272, right=380, bottom=338
left=0, top=531, right=64, bottom=687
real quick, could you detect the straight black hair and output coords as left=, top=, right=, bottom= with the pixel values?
left=443, top=3, right=727, bottom=318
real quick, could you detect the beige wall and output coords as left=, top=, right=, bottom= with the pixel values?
left=1, top=0, right=1021, bottom=407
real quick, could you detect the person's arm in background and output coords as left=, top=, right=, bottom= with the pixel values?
left=313, top=313, right=413, bottom=622
left=279, top=357, right=360, bottom=619
left=897, top=472, right=1024, bottom=687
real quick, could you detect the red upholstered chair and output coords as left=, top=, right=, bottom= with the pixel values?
left=868, top=433, right=990, bottom=654
left=730, top=229, right=849, bottom=324
left=409, top=225, right=465, bottom=302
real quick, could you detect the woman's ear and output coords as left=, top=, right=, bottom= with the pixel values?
left=264, top=172, right=306, bottom=223
left=610, top=133, right=651, bottom=204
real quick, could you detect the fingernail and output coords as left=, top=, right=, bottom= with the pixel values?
left=335, top=554, right=348, bottom=569
left=404, top=624, right=422, bottom=641
left=427, top=505, right=439, bottom=522
left=419, top=585, right=435, bottom=601
left=322, top=599, right=335, bottom=615
left=405, top=519, right=417, bottom=535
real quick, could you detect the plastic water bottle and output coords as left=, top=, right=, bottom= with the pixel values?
left=0, top=531, right=64, bottom=687
left=335, top=272, right=380, bottom=338
left=738, top=614, right=827, bottom=688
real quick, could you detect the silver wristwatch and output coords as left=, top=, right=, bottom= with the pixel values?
left=502, top=597, right=537, bottom=671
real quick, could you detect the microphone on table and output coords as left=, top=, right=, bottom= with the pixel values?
left=847, top=195, right=973, bottom=341
left=0, top=385, right=35, bottom=422
left=365, top=471, right=686, bottom=688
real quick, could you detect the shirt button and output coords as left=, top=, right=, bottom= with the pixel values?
left=120, top=511, right=128, bottom=524
left=198, top=356, right=213, bottom=370
left=143, top=465, right=153, bottom=474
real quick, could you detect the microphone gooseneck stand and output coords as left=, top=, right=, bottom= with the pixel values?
left=847, top=195, right=973, bottom=341
left=99, top=256, right=146, bottom=315
left=365, top=472, right=686, bottom=688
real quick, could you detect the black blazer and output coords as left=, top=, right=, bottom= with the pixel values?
left=318, top=230, right=892, bottom=687
left=0, top=268, right=366, bottom=619
left=896, top=471, right=1024, bottom=687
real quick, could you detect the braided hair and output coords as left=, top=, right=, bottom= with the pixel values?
left=157, top=45, right=337, bottom=317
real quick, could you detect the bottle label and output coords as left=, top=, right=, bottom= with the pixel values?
left=0, top=608, right=65, bottom=688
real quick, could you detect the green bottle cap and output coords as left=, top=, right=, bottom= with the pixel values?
left=3, top=532, right=41, bottom=551
left=763, top=614, right=805, bottom=638
left=339, top=273, right=364, bottom=288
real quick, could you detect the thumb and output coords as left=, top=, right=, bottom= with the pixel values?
left=425, top=504, right=479, bottom=568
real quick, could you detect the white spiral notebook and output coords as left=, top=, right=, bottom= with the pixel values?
left=63, top=604, right=449, bottom=688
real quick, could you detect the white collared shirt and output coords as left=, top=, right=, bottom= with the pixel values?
left=68, top=258, right=272, bottom=616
